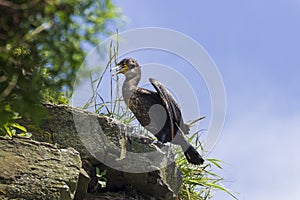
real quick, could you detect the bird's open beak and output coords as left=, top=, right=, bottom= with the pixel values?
left=111, top=64, right=128, bottom=75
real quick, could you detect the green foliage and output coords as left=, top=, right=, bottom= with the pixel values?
left=41, top=88, right=69, bottom=105
left=176, top=136, right=237, bottom=200
left=0, top=0, right=120, bottom=134
left=0, top=110, right=32, bottom=139
left=96, top=168, right=107, bottom=189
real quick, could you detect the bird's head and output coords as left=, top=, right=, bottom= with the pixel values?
left=112, top=58, right=141, bottom=79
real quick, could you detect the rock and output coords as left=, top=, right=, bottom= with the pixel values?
left=83, top=192, right=137, bottom=200
left=21, top=103, right=183, bottom=199
left=0, top=138, right=83, bottom=200
left=74, top=169, right=90, bottom=200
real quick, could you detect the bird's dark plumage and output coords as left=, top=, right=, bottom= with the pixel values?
left=114, top=58, right=204, bottom=165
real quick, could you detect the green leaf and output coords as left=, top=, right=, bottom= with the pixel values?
left=4, top=124, right=13, bottom=137
left=206, top=158, right=223, bottom=169
left=16, top=132, right=32, bottom=139
left=99, top=169, right=107, bottom=177
left=200, top=182, right=238, bottom=200
left=98, top=180, right=107, bottom=188
left=10, top=123, right=27, bottom=133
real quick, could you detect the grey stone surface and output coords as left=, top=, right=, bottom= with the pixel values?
left=0, top=138, right=82, bottom=200
left=21, top=103, right=183, bottom=199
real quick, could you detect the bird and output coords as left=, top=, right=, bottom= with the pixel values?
left=112, top=58, right=204, bottom=165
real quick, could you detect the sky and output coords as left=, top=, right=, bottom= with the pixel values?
left=106, top=1, right=300, bottom=199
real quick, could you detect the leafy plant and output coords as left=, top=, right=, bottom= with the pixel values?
left=0, top=0, right=121, bottom=128
left=96, top=168, right=107, bottom=189
left=0, top=108, right=32, bottom=139
left=176, top=132, right=237, bottom=200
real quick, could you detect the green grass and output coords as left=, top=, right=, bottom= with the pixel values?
left=175, top=132, right=237, bottom=200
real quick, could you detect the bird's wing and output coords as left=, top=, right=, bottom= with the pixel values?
left=128, top=87, right=163, bottom=127
left=149, top=78, right=182, bottom=139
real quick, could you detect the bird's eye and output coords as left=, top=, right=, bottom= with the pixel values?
left=128, top=61, right=134, bottom=67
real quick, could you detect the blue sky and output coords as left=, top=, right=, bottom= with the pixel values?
left=110, top=1, right=300, bottom=199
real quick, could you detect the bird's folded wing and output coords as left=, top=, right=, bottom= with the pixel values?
left=149, top=78, right=182, bottom=139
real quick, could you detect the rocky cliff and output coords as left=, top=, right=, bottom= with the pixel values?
left=0, top=104, right=182, bottom=200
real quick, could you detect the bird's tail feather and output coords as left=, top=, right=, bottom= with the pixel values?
left=184, top=145, right=204, bottom=165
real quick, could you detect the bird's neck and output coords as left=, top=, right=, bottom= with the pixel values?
left=122, top=76, right=140, bottom=105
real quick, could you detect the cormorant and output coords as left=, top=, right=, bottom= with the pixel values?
left=113, top=58, right=204, bottom=165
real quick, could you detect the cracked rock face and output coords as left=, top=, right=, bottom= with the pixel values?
left=17, top=103, right=183, bottom=199
left=0, top=138, right=82, bottom=200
